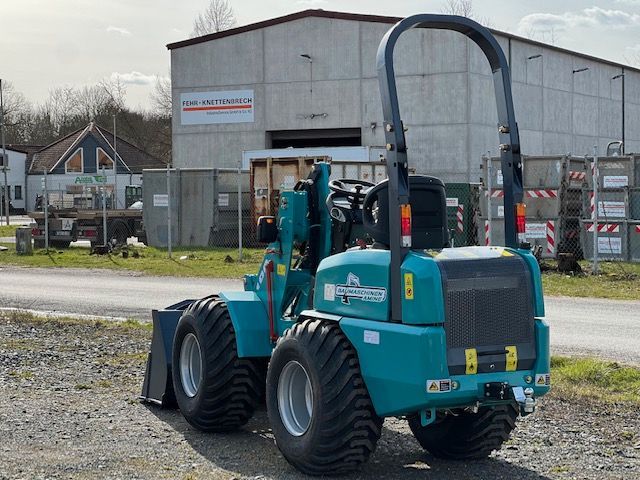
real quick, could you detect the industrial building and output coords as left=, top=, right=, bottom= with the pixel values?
left=168, top=9, right=640, bottom=182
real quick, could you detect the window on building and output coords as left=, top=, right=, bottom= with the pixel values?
left=65, top=149, right=83, bottom=173
left=14, top=185, right=22, bottom=200
left=97, top=147, right=114, bottom=171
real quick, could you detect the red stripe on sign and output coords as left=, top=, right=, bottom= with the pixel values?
left=636, top=226, right=640, bottom=233
left=183, top=104, right=252, bottom=111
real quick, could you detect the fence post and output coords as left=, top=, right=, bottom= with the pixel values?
left=43, top=170, right=49, bottom=250
left=592, top=146, right=599, bottom=274
left=102, top=165, right=107, bottom=246
left=167, top=163, right=172, bottom=259
left=238, top=160, right=243, bottom=262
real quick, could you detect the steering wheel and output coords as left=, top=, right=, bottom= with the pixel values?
left=328, top=179, right=375, bottom=201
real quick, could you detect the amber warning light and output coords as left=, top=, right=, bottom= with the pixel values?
left=401, top=204, right=412, bottom=247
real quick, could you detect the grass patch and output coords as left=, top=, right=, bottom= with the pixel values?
left=0, top=243, right=263, bottom=278
left=0, top=225, right=18, bottom=237
left=541, top=261, right=640, bottom=301
left=551, top=356, right=640, bottom=405
left=0, top=310, right=151, bottom=333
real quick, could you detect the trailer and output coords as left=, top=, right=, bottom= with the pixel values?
left=29, top=208, right=146, bottom=248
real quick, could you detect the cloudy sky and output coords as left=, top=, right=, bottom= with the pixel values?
left=2, top=0, right=640, bottom=109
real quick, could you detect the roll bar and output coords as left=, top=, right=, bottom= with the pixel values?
left=376, top=14, right=524, bottom=322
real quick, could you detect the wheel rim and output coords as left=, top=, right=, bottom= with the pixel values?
left=179, top=333, right=202, bottom=398
left=277, top=360, right=314, bottom=436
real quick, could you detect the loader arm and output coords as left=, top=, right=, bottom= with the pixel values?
left=377, top=14, right=525, bottom=322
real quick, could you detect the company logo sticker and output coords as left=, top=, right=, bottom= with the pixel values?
left=336, top=273, right=387, bottom=305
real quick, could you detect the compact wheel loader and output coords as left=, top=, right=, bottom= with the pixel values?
left=141, top=13, right=550, bottom=476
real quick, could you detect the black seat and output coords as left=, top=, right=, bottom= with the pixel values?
left=362, top=175, right=449, bottom=250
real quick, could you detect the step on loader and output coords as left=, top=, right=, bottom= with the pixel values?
left=141, top=13, right=550, bottom=476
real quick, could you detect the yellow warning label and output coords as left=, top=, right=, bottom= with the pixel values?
left=501, top=249, right=514, bottom=257
left=428, top=380, right=440, bottom=392
left=505, top=345, right=518, bottom=371
left=465, top=348, right=478, bottom=375
left=404, top=273, right=414, bottom=300
left=276, top=264, right=286, bottom=276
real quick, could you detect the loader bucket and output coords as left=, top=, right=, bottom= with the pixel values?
left=140, top=299, right=194, bottom=407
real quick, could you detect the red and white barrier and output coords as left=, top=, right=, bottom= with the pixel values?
left=635, top=225, right=640, bottom=234
left=589, top=192, right=595, bottom=219
left=456, top=205, right=464, bottom=233
left=569, top=171, right=586, bottom=181
left=526, top=189, right=558, bottom=198
left=546, top=220, right=555, bottom=255
left=585, top=223, right=620, bottom=233
left=488, top=189, right=558, bottom=198
left=484, top=220, right=490, bottom=245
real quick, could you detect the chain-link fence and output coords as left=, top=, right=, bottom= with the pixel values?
left=480, top=154, right=640, bottom=265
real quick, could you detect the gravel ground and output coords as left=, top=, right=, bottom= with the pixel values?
left=1, top=315, right=638, bottom=480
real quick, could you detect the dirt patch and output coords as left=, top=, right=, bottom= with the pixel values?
left=0, top=315, right=638, bottom=479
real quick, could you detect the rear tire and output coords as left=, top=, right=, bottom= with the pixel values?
left=172, top=296, right=265, bottom=432
left=266, top=319, right=382, bottom=476
left=408, top=403, right=518, bottom=460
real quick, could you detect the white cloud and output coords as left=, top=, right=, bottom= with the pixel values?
left=110, top=71, right=156, bottom=86
left=295, top=0, right=328, bottom=6
left=519, top=6, right=640, bottom=33
left=106, top=26, right=132, bottom=36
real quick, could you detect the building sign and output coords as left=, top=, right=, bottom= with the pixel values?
left=180, top=90, right=254, bottom=125
left=153, top=194, right=169, bottom=207
left=74, top=175, right=107, bottom=184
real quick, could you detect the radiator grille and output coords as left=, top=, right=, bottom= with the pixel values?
left=438, top=256, right=535, bottom=350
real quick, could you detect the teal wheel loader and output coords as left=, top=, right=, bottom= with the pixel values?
left=141, top=13, right=550, bottom=476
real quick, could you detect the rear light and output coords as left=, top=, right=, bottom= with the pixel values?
left=400, top=204, right=412, bottom=247
left=84, top=229, right=97, bottom=238
left=516, top=203, right=526, bottom=243
left=31, top=228, right=40, bottom=236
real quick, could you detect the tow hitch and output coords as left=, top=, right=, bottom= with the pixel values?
left=484, top=382, right=536, bottom=416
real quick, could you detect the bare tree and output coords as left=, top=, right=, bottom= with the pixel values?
left=442, top=0, right=492, bottom=27
left=151, top=76, right=172, bottom=118
left=443, top=0, right=474, bottom=17
left=191, top=0, right=236, bottom=37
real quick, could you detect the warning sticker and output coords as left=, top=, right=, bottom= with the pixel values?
left=426, top=379, right=452, bottom=393
left=277, top=264, right=286, bottom=276
left=465, top=348, right=478, bottom=375
left=446, top=197, right=459, bottom=207
left=535, top=373, right=551, bottom=386
left=505, top=345, right=518, bottom=371
left=363, top=330, right=380, bottom=345
left=404, top=273, right=414, bottom=300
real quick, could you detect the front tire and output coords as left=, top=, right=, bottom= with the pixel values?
left=172, top=296, right=265, bottom=432
left=266, top=319, right=382, bottom=476
left=408, top=403, right=519, bottom=460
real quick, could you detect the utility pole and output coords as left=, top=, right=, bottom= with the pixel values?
left=1, top=79, right=10, bottom=226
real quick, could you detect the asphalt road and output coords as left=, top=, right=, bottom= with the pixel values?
left=1, top=265, right=639, bottom=364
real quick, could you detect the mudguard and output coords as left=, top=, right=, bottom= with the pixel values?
left=219, top=291, right=273, bottom=357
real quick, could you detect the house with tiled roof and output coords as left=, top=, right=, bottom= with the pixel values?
left=25, top=122, right=166, bottom=211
